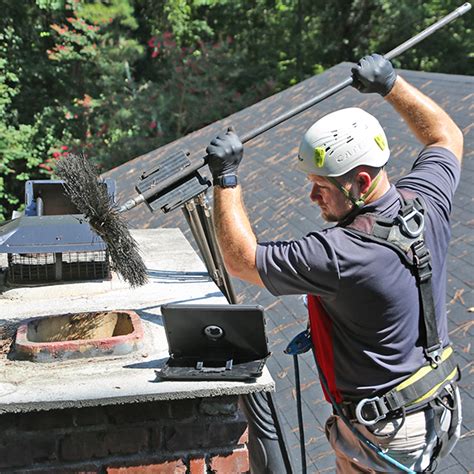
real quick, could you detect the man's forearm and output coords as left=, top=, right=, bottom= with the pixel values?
left=385, top=77, right=463, bottom=161
left=213, top=186, right=264, bottom=286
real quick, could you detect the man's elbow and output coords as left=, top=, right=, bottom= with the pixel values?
left=437, top=126, right=463, bottom=162
left=451, top=126, right=464, bottom=162
left=222, top=254, right=265, bottom=287
left=224, top=255, right=251, bottom=279
left=219, top=250, right=240, bottom=276
left=224, top=258, right=241, bottom=278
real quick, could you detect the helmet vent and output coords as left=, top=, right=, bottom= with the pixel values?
left=346, top=137, right=354, bottom=143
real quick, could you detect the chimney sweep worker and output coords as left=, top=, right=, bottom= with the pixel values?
left=206, top=54, right=463, bottom=473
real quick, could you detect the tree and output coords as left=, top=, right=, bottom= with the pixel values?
left=0, top=22, right=52, bottom=219
left=0, top=0, right=471, bottom=220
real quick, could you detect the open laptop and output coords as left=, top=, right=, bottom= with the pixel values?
left=157, top=304, right=270, bottom=381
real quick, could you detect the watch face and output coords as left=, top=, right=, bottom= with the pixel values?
left=221, top=175, right=238, bottom=187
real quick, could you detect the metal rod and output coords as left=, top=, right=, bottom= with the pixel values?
left=182, top=197, right=240, bottom=303
left=293, top=354, right=307, bottom=474
left=181, top=202, right=218, bottom=279
left=384, top=2, right=471, bottom=61
left=118, top=2, right=471, bottom=214
left=195, top=194, right=238, bottom=304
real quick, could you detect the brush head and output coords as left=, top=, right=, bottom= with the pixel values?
left=56, top=153, right=148, bottom=287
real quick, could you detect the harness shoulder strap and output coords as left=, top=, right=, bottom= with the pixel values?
left=344, top=189, right=442, bottom=365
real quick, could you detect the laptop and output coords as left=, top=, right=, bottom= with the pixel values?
left=157, top=304, right=270, bottom=381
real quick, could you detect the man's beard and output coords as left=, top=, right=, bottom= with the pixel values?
left=320, top=206, right=353, bottom=223
left=320, top=208, right=339, bottom=222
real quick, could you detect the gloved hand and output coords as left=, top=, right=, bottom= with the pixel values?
left=351, top=54, right=397, bottom=96
left=206, top=127, right=243, bottom=183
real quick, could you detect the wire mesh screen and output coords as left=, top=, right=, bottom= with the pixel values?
left=7, top=251, right=110, bottom=283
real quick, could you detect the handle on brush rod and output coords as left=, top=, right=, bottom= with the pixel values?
left=118, top=2, right=471, bottom=214
left=118, top=168, right=203, bottom=213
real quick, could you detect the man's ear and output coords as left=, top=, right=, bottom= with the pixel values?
left=356, top=171, right=372, bottom=194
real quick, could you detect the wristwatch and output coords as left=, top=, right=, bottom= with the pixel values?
left=214, top=174, right=238, bottom=188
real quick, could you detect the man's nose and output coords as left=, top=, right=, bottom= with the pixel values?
left=310, top=183, right=321, bottom=202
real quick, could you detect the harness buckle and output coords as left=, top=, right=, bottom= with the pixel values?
left=355, top=396, right=389, bottom=426
left=425, top=345, right=443, bottom=368
left=412, top=241, right=432, bottom=282
left=412, top=240, right=430, bottom=264
left=397, top=207, right=424, bottom=238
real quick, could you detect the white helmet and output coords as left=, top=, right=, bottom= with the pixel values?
left=297, top=107, right=390, bottom=177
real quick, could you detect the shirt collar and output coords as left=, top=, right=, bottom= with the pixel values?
left=358, top=184, right=400, bottom=218
left=338, top=185, right=400, bottom=227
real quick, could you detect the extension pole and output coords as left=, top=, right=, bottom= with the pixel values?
left=118, top=2, right=471, bottom=214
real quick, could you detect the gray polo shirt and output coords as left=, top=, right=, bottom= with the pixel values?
left=256, top=147, right=460, bottom=399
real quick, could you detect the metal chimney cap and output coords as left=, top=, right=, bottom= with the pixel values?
left=0, top=215, right=106, bottom=254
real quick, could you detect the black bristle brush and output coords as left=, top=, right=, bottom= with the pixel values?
left=56, top=153, right=148, bottom=287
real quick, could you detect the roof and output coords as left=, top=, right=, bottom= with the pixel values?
left=106, top=63, right=474, bottom=472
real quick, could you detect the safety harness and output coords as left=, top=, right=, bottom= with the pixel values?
left=341, top=189, right=459, bottom=422
left=286, top=189, right=460, bottom=473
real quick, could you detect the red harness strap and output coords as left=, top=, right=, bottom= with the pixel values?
left=307, top=294, right=343, bottom=403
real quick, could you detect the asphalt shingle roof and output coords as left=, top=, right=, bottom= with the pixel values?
left=106, top=63, right=473, bottom=473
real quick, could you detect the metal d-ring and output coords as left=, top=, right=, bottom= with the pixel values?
left=355, top=397, right=388, bottom=426
left=397, top=208, right=425, bottom=238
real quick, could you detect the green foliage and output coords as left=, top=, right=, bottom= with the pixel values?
left=361, top=0, right=473, bottom=73
left=0, top=0, right=472, bottom=220
left=0, top=27, right=44, bottom=218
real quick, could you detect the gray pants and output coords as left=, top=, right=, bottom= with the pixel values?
left=325, top=386, right=462, bottom=473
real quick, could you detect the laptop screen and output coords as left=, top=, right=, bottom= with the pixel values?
left=161, top=304, right=269, bottom=362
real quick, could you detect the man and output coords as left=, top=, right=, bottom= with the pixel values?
left=206, top=55, right=463, bottom=472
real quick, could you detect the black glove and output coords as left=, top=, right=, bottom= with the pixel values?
left=351, top=54, right=397, bottom=96
left=206, top=127, right=243, bottom=185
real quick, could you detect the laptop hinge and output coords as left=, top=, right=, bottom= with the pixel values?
left=196, top=359, right=233, bottom=373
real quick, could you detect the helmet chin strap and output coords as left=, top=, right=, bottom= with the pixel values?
left=327, top=171, right=383, bottom=219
